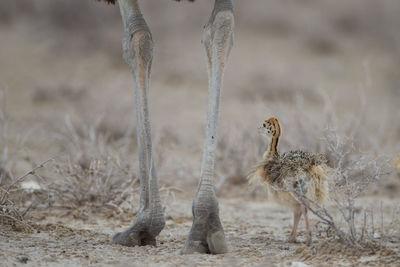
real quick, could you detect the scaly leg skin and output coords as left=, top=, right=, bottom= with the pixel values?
left=301, top=205, right=312, bottom=245
left=181, top=0, right=234, bottom=255
left=112, top=0, right=165, bottom=247
left=289, top=209, right=302, bottom=243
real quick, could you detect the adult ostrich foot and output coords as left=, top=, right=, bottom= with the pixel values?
left=112, top=211, right=165, bottom=246
left=181, top=198, right=227, bottom=254
left=182, top=225, right=227, bottom=254
left=181, top=216, right=228, bottom=254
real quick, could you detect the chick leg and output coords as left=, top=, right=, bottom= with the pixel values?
left=301, top=205, right=312, bottom=245
left=289, top=208, right=302, bottom=243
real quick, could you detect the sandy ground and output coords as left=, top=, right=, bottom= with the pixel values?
left=1, top=0, right=400, bottom=266
left=2, top=195, right=400, bottom=267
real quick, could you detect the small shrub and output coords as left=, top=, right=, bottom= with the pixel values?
left=47, top=117, right=139, bottom=218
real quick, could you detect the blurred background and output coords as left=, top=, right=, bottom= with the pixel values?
left=0, top=0, right=399, bottom=201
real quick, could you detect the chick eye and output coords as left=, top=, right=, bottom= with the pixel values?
left=263, top=123, right=266, bottom=127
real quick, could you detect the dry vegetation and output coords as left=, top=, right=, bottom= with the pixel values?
left=284, top=129, right=391, bottom=246
left=1, top=0, right=400, bottom=266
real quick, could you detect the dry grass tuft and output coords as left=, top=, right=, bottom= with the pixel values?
left=45, top=116, right=139, bottom=219
left=0, top=159, right=52, bottom=232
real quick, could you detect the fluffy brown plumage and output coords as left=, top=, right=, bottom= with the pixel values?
left=248, top=117, right=331, bottom=244
left=260, top=151, right=326, bottom=184
left=251, top=150, right=329, bottom=208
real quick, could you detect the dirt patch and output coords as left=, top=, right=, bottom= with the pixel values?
left=1, top=197, right=399, bottom=266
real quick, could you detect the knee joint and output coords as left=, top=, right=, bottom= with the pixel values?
left=122, top=15, right=153, bottom=66
left=202, top=11, right=234, bottom=55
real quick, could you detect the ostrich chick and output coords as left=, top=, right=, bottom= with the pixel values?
left=248, top=117, right=330, bottom=244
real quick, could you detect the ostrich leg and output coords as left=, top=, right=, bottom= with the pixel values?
left=302, top=205, right=312, bottom=245
left=182, top=0, right=234, bottom=254
left=289, top=209, right=302, bottom=243
left=112, top=0, right=165, bottom=246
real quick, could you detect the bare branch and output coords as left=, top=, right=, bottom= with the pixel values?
left=6, top=158, right=54, bottom=191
